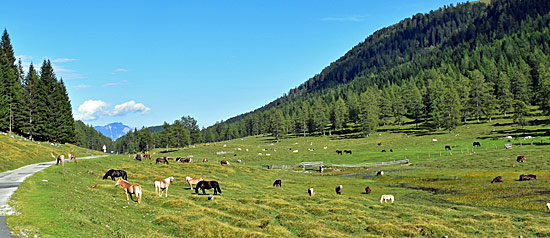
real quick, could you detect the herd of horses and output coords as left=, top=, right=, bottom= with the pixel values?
left=57, top=140, right=536, bottom=207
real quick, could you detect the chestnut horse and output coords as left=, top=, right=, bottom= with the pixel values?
left=220, top=160, right=229, bottom=165
left=51, top=153, right=64, bottom=166
left=154, top=176, right=174, bottom=197
left=186, top=176, right=203, bottom=189
left=115, top=179, right=142, bottom=203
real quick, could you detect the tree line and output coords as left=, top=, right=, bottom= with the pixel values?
left=0, top=30, right=76, bottom=143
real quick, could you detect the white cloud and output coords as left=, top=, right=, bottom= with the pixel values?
left=74, top=84, right=92, bottom=89
left=112, top=101, right=151, bottom=116
left=52, top=58, right=77, bottom=63
left=321, top=15, right=365, bottom=22
left=74, top=100, right=110, bottom=120
left=102, top=82, right=121, bottom=88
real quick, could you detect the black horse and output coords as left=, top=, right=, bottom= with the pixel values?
left=195, top=181, right=222, bottom=195
left=156, top=157, right=169, bottom=164
left=273, top=179, right=282, bottom=187
left=473, top=141, right=481, bottom=147
left=102, top=169, right=127, bottom=181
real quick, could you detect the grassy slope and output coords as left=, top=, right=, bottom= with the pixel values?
left=6, top=114, right=550, bottom=237
left=0, top=133, right=103, bottom=173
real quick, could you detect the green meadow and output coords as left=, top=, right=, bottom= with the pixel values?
left=6, top=114, right=550, bottom=237
left=0, top=133, right=102, bottom=173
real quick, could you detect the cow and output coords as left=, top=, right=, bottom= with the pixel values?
left=365, top=186, right=372, bottom=194
left=473, top=141, right=481, bottom=147
left=491, top=176, right=503, bottom=183
left=335, top=185, right=342, bottom=195
left=344, top=150, right=352, bottom=154
left=519, top=174, right=537, bottom=181
left=336, top=150, right=343, bottom=155
left=445, top=145, right=451, bottom=151
left=517, top=155, right=526, bottom=163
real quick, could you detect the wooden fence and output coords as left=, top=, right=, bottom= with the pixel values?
left=262, top=159, right=409, bottom=171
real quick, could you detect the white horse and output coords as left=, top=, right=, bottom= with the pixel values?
left=380, top=194, right=394, bottom=203
left=154, top=176, right=174, bottom=197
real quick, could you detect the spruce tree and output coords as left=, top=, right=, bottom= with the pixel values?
left=331, top=98, right=348, bottom=132
left=359, top=88, right=380, bottom=135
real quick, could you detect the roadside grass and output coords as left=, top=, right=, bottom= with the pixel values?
left=6, top=114, right=550, bottom=237
left=0, top=133, right=103, bottom=173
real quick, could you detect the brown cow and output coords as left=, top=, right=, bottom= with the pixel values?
left=517, top=155, right=526, bottom=163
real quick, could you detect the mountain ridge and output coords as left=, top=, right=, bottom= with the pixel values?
left=93, top=122, right=132, bottom=141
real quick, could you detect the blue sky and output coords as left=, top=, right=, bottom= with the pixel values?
left=1, top=0, right=462, bottom=129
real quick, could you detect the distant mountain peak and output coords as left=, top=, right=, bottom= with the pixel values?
left=93, top=122, right=133, bottom=140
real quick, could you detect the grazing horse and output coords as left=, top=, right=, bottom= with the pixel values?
left=389, top=149, right=393, bottom=152
left=335, top=185, right=342, bottom=195
left=365, top=186, right=372, bottom=194
left=68, top=153, right=77, bottom=163
left=445, top=145, right=451, bottom=151
left=336, top=150, right=343, bottom=155
left=195, top=181, right=222, bottom=195
left=380, top=194, right=394, bottom=203
left=115, top=179, right=142, bottom=203
left=473, top=141, right=481, bottom=147
left=186, top=176, right=203, bottom=189
left=376, top=171, right=384, bottom=176
left=519, top=174, right=537, bottom=181
left=344, top=150, right=352, bottom=154
left=377, top=142, right=382, bottom=146
left=273, top=179, right=282, bottom=187
left=517, top=155, right=526, bottom=163
left=203, top=158, right=208, bottom=163
left=134, top=154, right=142, bottom=161
left=220, top=160, right=229, bottom=165
left=154, top=176, right=174, bottom=197
left=176, top=157, right=192, bottom=163
left=51, top=153, right=64, bottom=166
left=491, top=176, right=503, bottom=183
left=308, top=187, right=315, bottom=196
left=143, top=154, right=151, bottom=159
left=156, top=157, right=169, bottom=164
left=381, top=150, right=386, bottom=152
left=103, top=169, right=128, bottom=181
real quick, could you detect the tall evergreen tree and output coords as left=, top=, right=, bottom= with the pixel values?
left=330, top=98, right=348, bottom=132
left=359, top=88, right=380, bottom=135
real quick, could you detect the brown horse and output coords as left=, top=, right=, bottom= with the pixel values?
left=202, top=158, right=208, bottom=163
left=115, top=179, right=142, bottom=203
left=154, top=176, right=174, bottom=197
left=517, top=155, right=526, bottom=163
left=220, top=160, right=229, bottom=165
left=51, top=153, right=64, bottom=166
left=143, top=154, right=151, bottom=159
left=68, top=153, right=76, bottom=163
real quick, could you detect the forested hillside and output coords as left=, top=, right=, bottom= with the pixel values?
left=0, top=30, right=76, bottom=143
left=199, top=0, right=550, bottom=141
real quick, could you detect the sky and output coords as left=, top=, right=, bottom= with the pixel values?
left=1, top=0, right=463, bottom=129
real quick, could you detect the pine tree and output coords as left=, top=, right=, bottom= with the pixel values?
left=331, top=98, right=348, bottom=132
left=0, top=30, right=22, bottom=134
left=403, top=80, right=423, bottom=128
left=56, top=79, right=75, bottom=143
left=34, top=60, right=56, bottom=141
left=20, top=64, right=39, bottom=139
left=441, top=85, right=462, bottom=133
left=495, top=71, right=513, bottom=116
left=468, top=70, right=492, bottom=123
left=359, top=88, right=380, bottom=135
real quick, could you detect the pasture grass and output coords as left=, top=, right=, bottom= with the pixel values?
left=0, top=133, right=103, bottom=173
left=6, top=114, right=550, bottom=237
